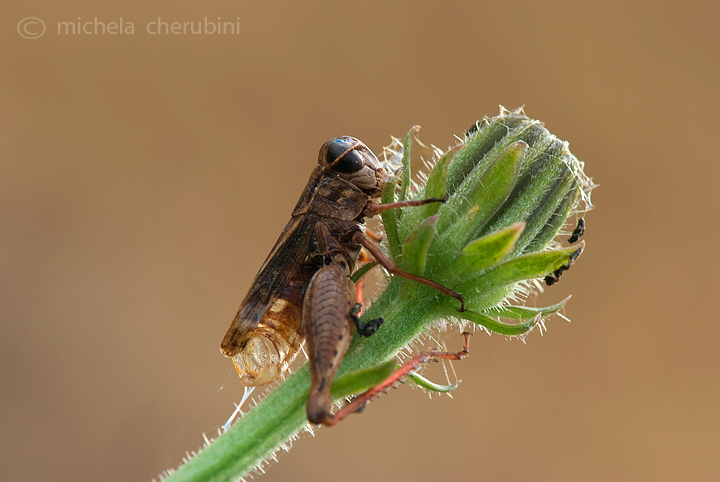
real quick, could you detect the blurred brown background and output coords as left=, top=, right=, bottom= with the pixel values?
left=2, top=1, right=718, bottom=481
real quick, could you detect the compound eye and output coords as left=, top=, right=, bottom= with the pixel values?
left=326, top=139, right=364, bottom=173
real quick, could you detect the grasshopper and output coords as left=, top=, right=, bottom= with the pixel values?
left=221, top=136, right=464, bottom=425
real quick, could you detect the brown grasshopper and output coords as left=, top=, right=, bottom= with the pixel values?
left=220, top=136, right=464, bottom=425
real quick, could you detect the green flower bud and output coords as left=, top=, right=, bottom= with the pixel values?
left=369, top=106, right=595, bottom=342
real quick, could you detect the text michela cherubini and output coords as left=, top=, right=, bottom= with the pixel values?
left=56, top=17, right=241, bottom=35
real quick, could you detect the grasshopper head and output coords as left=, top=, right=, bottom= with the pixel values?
left=319, top=136, right=387, bottom=194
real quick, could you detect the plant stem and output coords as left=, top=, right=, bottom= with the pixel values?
left=164, top=280, right=434, bottom=482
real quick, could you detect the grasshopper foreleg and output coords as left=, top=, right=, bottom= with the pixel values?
left=363, top=197, right=447, bottom=216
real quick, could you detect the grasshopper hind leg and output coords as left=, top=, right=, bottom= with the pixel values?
left=304, top=263, right=356, bottom=425
left=321, top=332, right=472, bottom=427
